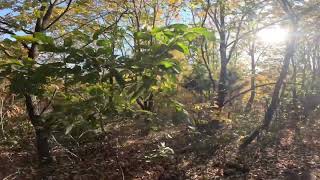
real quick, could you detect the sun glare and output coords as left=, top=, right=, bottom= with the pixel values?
left=257, top=26, right=288, bottom=44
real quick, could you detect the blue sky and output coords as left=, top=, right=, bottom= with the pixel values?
left=0, top=8, right=26, bottom=39
left=0, top=8, right=11, bottom=16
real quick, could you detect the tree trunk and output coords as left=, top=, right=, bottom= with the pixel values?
left=35, top=128, right=51, bottom=164
left=25, top=95, right=52, bottom=164
left=218, top=60, right=227, bottom=108
left=245, top=42, right=256, bottom=112
left=216, top=2, right=228, bottom=108
left=291, top=58, right=297, bottom=107
left=201, top=41, right=216, bottom=96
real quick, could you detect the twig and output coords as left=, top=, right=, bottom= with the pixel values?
left=3, top=170, right=19, bottom=180
left=51, top=134, right=81, bottom=161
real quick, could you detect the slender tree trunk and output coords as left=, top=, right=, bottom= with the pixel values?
left=201, top=41, right=216, bottom=96
left=301, top=47, right=307, bottom=93
left=311, top=47, right=317, bottom=92
left=216, top=2, right=228, bottom=108
left=218, top=59, right=227, bottom=108
left=291, top=58, right=297, bottom=106
left=240, top=0, right=298, bottom=148
left=245, top=42, right=256, bottom=112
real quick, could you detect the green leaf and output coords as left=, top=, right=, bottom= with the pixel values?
left=153, top=31, right=169, bottom=44
left=183, top=32, right=198, bottom=41
left=64, top=37, right=73, bottom=47
left=189, top=27, right=207, bottom=34
left=96, top=39, right=110, bottom=47
left=176, top=42, right=189, bottom=54
left=168, top=24, right=188, bottom=31
left=97, top=47, right=112, bottom=55
left=189, top=27, right=215, bottom=41
left=134, top=32, right=152, bottom=40
left=34, top=32, right=54, bottom=45
left=159, top=60, right=175, bottom=68
left=12, top=35, right=37, bottom=43
left=0, top=60, right=23, bottom=67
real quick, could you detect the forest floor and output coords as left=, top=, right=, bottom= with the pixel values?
left=0, top=115, right=319, bottom=180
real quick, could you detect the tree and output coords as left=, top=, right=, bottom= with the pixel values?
left=0, top=0, right=75, bottom=164
left=240, top=0, right=299, bottom=148
left=209, top=0, right=247, bottom=108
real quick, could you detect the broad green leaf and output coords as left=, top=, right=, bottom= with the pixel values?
left=176, top=42, right=189, bottom=54
left=159, top=60, right=175, bottom=68
left=168, top=24, right=188, bottom=31
left=154, top=31, right=169, bottom=44
left=189, top=27, right=215, bottom=41
left=183, top=32, right=198, bottom=41
left=64, top=37, right=73, bottom=47
left=96, top=39, right=110, bottom=47
left=134, top=32, right=152, bottom=40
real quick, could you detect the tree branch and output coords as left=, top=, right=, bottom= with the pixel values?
left=223, top=82, right=277, bottom=106
left=44, top=0, right=73, bottom=30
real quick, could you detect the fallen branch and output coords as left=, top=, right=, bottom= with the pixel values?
left=51, top=135, right=81, bottom=161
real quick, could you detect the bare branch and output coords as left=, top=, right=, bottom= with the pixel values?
left=44, top=0, right=73, bottom=30
left=227, top=14, right=246, bottom=62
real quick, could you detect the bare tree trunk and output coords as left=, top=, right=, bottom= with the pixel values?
left=301, top=47, right=307, bottom=93
left=245, top=42, right=256, bottom=112
left=217, top=3, right=228, bottom=108
left=211, top=1, right=244, bottom=108
left=240, top=0, right=298, bottom=148
left=201, top=41, right=216, bottom=95
left=291, top=58, right=297, bottom=106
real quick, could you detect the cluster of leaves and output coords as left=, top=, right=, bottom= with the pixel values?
left=0, top=23, right=212, bottom=136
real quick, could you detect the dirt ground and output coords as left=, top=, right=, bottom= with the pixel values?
left=0, top=116, right=319, bottom=180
